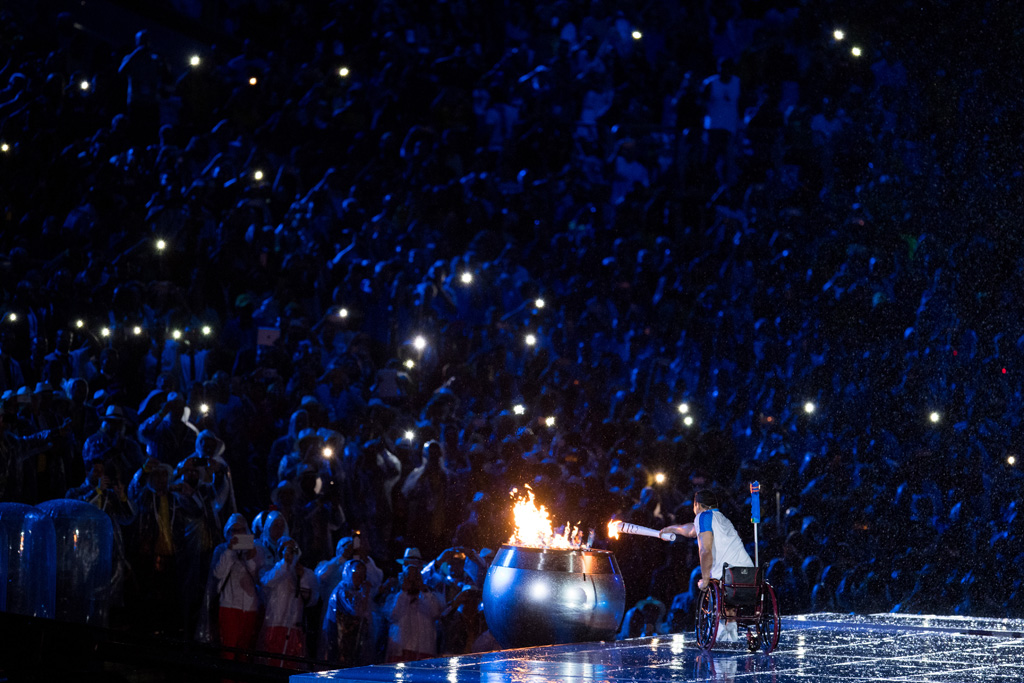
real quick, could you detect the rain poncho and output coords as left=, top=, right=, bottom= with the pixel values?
left=384, top=582, right=444, bottom=661
left=196, top=513, right=265, bottom=644
left=319, top=559, right=375, bottom=664
left=192, top=430, right=236, bottom=529
left=257, top=510, right=289, bottom=566
left=258, top=536, right=318, bottom=666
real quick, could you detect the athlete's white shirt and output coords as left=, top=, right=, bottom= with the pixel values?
left=697, top=509, right=753, bottom=579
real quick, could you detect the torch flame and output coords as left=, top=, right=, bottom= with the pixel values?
left=507, top=486, right=579, bottom=549
left=607, top=519, right=622, bottom=540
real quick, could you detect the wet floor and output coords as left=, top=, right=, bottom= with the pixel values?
left=292, top=614, right=1024, bottom=682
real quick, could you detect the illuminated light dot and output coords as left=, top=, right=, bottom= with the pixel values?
left=1002, top=368, right=1007, bottom=374
left=339, top=67, right=350, bottom=77
left=253, top=170, right=264, bottom=181
left=75, top=320, right=85, bottom=329
left=525, top=333, right=537, bottom=346
left=79, top=80, right=90, bottom=91
left=337, top=308, right=349, bottom=319
left=654, top=473, right=666, bottom=484
left=953, top=350, right=958, bottom=356
left=545, top=416, right=556, bottom=427
left=0, top=143, right=8, bottom=152
left=249, top=77, right=258, bottom=85
left=404, top=359, right=415, bottom=369
left=529, top=580, right=550, bottom=601
left=1008, top=456, right=1017, bottom=466
left=460, top=272, right=473, bottom=284
left=7, top=313, right=16, bottom=322
left=201, top=325, right=212, bottom=336
left=132, top=326, right=142, bottom=336
left=804, top=401, right=816, bottom=414
left=412, top=335, right=426, bottom=351
left=833, top=29, right=845, bottom=41
left=513, top=404, right=525, bottom=415
left=323, top=447, right=333, bottom=458
left=189, top=55, right=201, bottom=67
left=683, top=415, right=694, bottom=427
left=677, top=402, right=689, bottom=414
left=200, top=403, right=210, bottom=414
left=404, top=430, right=415, bottom=441
left=851, top=46, right=863, bottom=57
left=172, top=329, right=182, bottom=340
left=100, top=327, right=111, bottom=338
left=929, top=412, right=940, bottom=424
left=156, top=239, right=167, bottom=251
left=632, top=30, right=642, bottom=40
left=535, top=298, right=546, bottom=309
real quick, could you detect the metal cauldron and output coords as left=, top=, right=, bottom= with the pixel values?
left=483, top=544, right=626, bottom=649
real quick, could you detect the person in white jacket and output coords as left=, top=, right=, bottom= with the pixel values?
left=203, top=513, right=264, bottom=658
left=259, top=536, right=318, bottom=668
left=384, top=565, right=444, bottom=663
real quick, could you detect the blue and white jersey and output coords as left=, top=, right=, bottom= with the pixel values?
left=696, top=509, right=754, bottom=580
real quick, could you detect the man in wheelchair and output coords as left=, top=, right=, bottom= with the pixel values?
left=660, top=489, right=754, bottom=642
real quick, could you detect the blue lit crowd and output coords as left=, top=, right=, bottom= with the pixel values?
left=1, top=0, right=1022, bottom=669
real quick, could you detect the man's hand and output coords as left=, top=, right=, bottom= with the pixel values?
left=698, top=577, right=711, bottom=592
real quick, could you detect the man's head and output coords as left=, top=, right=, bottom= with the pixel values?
left=86, top=459, right=104, bottom=486
left=69, top=378, right=88, bottom=403
left=181, top=456, right=203, bottom=487
left=693, top=489, right=719, bottom=514
left=146, top=460, right=170, bottom=493
left=343, top=558, right=367, bottom=588
left=400, top=566, right=424, bottom=594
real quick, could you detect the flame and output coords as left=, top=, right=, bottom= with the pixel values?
left=607, top=519, right=622, bottom=540
left=507, top=486, right=580, bottom=549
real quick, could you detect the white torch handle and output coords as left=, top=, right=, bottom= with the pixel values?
left=617, top=522, right=677, bottom=542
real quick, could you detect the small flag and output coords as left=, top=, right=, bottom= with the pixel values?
left=750, top=481, right=761, bottom=524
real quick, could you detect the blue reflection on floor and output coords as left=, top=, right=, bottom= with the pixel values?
left=292, top=614, right=1024, bottom=683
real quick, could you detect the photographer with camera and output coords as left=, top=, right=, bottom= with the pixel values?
left=259, top=536, right=318, bottom=668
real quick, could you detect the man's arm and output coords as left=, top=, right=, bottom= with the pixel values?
left=660, top=523, right=697, bottom=538
left=697, top=530, right=714, bottom=589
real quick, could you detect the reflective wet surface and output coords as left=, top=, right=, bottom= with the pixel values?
left=293, top=614, right=1024, bottom=682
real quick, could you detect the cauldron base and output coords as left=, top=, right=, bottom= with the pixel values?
left=483, top=545, right=626, bottom=649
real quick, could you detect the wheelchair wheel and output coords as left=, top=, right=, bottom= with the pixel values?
left=694, top=581, right=721, bottom=650
left=756, top=582, right=780, bottom=653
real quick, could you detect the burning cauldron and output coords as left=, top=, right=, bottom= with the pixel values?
left=483, top=544, right=626, bottom=649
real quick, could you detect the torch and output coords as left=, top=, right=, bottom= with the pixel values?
left=607, top=520, right=677, bottom=542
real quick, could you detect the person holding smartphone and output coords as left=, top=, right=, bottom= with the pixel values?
left=203, top=513, right=265, bottom=659
left=259, top=536, right=318, bottom=668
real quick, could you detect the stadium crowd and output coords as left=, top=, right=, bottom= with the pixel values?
left=2, top=0, right=1023, bottom=669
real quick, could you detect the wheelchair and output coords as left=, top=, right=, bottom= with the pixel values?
left=694, top=565, right=780, bottom=653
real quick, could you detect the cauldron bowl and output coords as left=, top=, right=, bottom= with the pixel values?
left=482, top=544, right=626, bottom=649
